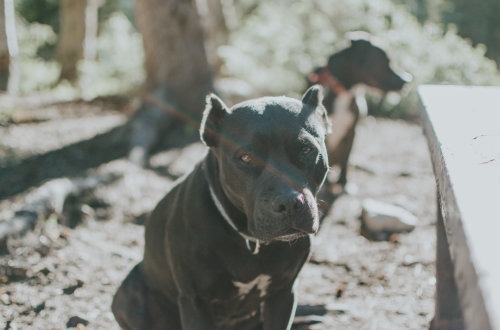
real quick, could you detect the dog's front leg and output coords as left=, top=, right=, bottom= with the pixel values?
left=262, top=288, right=297, bottom=330
left=178, top=294, right=213, bottom=329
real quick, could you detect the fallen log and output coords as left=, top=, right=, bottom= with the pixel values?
left=0, top=174, right=119, bottom=252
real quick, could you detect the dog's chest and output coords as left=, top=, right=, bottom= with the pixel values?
left=232, top=274, right=272, bottom=300
left=208, top=274, right=273, bottom=328
left=327, top=92, right=356, bottom=149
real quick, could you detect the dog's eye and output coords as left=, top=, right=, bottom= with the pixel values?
left=240, top=153, right=254, bottom=164
left=301, top=145, right=314, bottom=156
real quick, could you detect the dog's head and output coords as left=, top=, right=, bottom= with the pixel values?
left=327, top=32, right=411, bottom=91
left=200, top=86, right=330, bottom=242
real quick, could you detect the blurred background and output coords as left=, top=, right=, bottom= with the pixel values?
left=1, top=2, right=498, bottom=328
left=1, top=0, right=499, bottom=120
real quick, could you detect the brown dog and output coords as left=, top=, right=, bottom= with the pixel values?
left=308, top=33, right=411, bottom=193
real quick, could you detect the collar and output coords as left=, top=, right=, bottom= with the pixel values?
left=206, top=176, right=261, bottom=255
left=308, top=66, right=348, bottom=96
left=326, top=70, right=348, bottom=95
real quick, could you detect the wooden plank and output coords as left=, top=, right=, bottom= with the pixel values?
left=419, top=85, right=500, bottom=330
left=432, top=194, right=463, bottom=330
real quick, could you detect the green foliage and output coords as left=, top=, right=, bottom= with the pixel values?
left=13, top=0, right=500, bottom=119
left=15, top=0, right=136, bottom=32
left=15, top=0, right=136, bottom=61
left=99, top=0, right=135, bottom=25
left=15, top=17, right=60, bottom=93
left=78, top=12, right=145, bottom=99
left=393, top=0, right=500, bottom=65
left=13, top=11, right=144, bottom=98
left=16, top=0, right=59, bottom=31
left=221, top=0, right=500, bottom=118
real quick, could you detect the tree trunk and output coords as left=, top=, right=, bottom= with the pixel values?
left=0, top=0, right=16, bottom=92
left=196, top=0, right=228, bottom=72
left=130, top=0, right=214, bottom=166
left=83, top=0, right=103, bottom=62
left=56, top=0, right=86, bottom=82
left=134, top=0, right=213, bottom=116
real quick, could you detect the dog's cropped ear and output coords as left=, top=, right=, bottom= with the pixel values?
left=302, top=85, right=332, bottom=134
left=200, top=93, right=230, bottom=146
left=345, top=30, right=372, bottom=43
left=302, top=84, right=323, bottom=109
left=346, top=31, right=373, bottom=61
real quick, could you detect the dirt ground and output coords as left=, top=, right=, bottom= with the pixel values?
left=0, top=95, right=436, bottom=330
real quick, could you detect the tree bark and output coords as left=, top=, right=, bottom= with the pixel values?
left=134, top=0, right=213, bottom=117
left=56, top=0, right=86, bottom=82
left=196, top=0, right=228, bottom=71
left=83, top=0, right=103, bottom=62
left=0, top=0, right=16, bottom=92
left=130, top=0, right=214, bottom=165
left=0, top=0, right=9, bottom=91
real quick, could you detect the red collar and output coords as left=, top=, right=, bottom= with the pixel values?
left=308, top=66, right=347, bottom=95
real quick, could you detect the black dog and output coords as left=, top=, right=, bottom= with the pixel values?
left=308, top=32, right=411, bottom=192
left=111, top=86, right=330, bottom=329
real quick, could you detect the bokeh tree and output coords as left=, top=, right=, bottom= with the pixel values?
left=394, top=0, right=500, bottom=66
left=56, top=0, right=86, bottom=82
left=56, top=0, right=102, bottom=82
left=0, top=0, right=9, bottom=90
left=0, top=0, right=17, bottom=91
left=129, top=0, right=214, bottom=165
left=441, top=0, right=500, bottom=65
left=6, top=0, right=500, bottom=119
left=196, top=0, right=229, bottom=71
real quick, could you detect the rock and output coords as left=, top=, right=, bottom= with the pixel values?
left=33, top=301, right=45, bottom=314
left=66, top=316, right=89, bottom=328
left=360, top=199, right=417, bottom=240
left=1, top=292, right=11, bottom=305
left=62, top=280, right=84, bottom=295
left=0, top=264, right=30, bottom=283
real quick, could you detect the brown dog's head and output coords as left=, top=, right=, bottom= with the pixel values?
left=327, top=32, right=412, bottom=91
left=200, top=86, right=330, bottom=242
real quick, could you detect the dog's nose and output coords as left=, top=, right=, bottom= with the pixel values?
left=272, top=192, right=306, bottom=216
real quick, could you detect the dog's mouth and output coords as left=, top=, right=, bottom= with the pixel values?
left=275, top=230, right=312, bottom=242
left=250, top=215, right=319, bottom=243
left=254, top=229, right=309, bottom=244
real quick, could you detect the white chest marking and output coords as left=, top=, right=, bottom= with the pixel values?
left=232, top=274, right=271, bottom=299
left=327, top=92, right=356, bottom=150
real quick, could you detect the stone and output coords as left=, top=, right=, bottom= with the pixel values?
left=360, top=199, right=417, bottom=239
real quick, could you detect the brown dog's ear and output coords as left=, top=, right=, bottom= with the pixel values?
left=200, top=93, right=230, bottom=146
left=345, top=30, right=372, bottom=43
left=301, top=85, right=332, bottom=134
left=346, top=31, right=374, bottom=57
